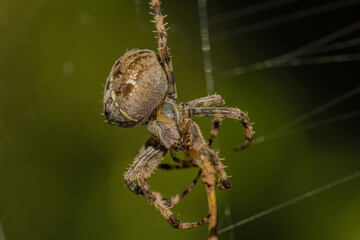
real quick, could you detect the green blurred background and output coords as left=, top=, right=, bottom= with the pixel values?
left=0, top=0, right=359, bottom=239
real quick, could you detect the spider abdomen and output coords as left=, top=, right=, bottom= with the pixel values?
left=104, top=49, right=168, bottom=127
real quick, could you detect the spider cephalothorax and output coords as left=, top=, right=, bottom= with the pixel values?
left=103, top=0, right=254, bottom=229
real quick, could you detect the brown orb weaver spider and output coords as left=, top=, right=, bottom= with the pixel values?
left=103, top=0, right=254, bottom=229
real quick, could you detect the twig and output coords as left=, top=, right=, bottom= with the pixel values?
left=202, top=159, right=217, bottom=240
left=189, top=149, right=218, bottom=240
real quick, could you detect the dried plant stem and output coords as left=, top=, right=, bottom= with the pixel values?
left=189, top=149, right=218, bottom=240
left=204, top=168, right=218, bottom=240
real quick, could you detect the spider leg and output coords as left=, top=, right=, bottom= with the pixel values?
left=184, top=94, right=225, bottom=108
left=184, top=107, right=255, bottom=151
left=162, top=169, right=202, bottom=208
left=187, top=120, right=231, bottom=190
left=134, top=137, right=158, bottom=158
left=150, top=0, right=177, bottom=100
left=170, top=149, right=191, bottom=164
left=208, top=118, right=221, bottom=146
left=158, top=163, right=197, bottom=169
left=124, top=139, right=166, bottom=196
left=158, top=150, right=196, bottom=169
left=138, top=178, right=210, bottom=229
left=157, top=150, right=200, bottom=208
left=124, top=139, right=209, bottom=228
left=183, top=94, right=226, bottom=146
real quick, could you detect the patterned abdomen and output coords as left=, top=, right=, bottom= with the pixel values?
left=104, top=49, right=168, bottom=127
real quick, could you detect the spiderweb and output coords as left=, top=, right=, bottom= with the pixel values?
left=199, top=0, right=360, bottom=238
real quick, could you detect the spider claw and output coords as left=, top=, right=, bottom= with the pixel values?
left=222, top=179, right=232, bottom=189
left=217, top=179, right=231, bottom=190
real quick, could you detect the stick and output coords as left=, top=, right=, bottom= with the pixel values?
left=189, top=149, right=218, bottom=240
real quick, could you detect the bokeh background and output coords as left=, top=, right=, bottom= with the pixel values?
left=0, top=0, right=360, bottom=239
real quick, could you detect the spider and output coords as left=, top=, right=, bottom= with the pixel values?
left=103, top=0, right=254, bottom=229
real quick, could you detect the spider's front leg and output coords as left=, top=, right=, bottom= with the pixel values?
left=124, top=139, right=210, bottom=229
left=184, top=94, right=226, bottom=146
left=184, top=94, right=226, bottom=108
left=184, top=106, right=255, bottom=151
left=150, top=0, right=177, bottom=100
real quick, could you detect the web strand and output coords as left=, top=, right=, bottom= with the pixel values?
left=198, top=0, right=214, bottom=95
left=301, top=37, right=360, bottom=57
left=206, top=1, right=360, bottom=237
left=221, top=20, right=360, bottom=78
left=254, top=110, right=360, bottom=144
left=198, top=1, right=218, bottom=239
left=269, top=86, right=360, bottom=137
left=0, top=222, right=6, bottom=240
left=224, top=203, right=236, bottom=240
left=218, top=170, right=360, bottom=234
left=276, top=54, right=360, bottom=67
left=252, top=86, right=360, bottom=144
left=212, top=0, right=360, bottom=42
left=208, top=0, right=300, bottom=25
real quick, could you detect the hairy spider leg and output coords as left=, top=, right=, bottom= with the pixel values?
left=128, top=145, right=201, bottom=208
left=150, top=0, right=177, bottom=100
left=158, top=163, right=197, bottom=169
left=185, top=94, right=226, bottom=108
left=183, top=106, right=255, bottom=151
left=158, top=149, right=197, bottom=169
left=184, top=94, right=226, bottom=146
left=124, top=141, right=165, bottom=195
left=162, top=169, right=202, bottom=208
left=138, top=178, right=210, bottom=228
left=124, top=140, right=210, bottom=228
left=208, top=119, right=221, bottom=146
